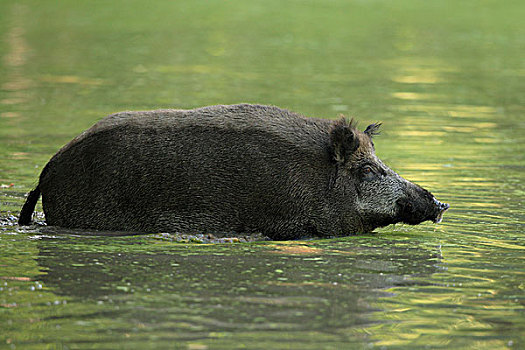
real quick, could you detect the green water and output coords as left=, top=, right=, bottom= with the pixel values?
left=1, top=0, right=523, bottom=348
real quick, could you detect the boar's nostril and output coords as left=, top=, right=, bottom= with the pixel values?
left=433, top=198, right=449, bottom=210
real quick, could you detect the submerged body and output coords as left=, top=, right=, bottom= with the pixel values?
left=19, top=104, right=448, bottom=239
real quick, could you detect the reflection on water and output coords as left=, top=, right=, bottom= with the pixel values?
left=2, top=234, right=442, bottom=348
left=1, top=0, right=524, bottom=349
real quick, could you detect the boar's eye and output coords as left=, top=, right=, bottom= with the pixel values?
left=362, top=165, right=374, bottom=176
left=360, top=165, right=377, bottom=181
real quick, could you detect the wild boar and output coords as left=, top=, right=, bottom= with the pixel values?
left=18, top=104, right=449, bottom=239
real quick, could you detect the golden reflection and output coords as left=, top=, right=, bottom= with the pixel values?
left=391, top=92, right=437, bottom=100
left=1, top=112, right=20, bottom=118
left=0, top=276, right=31, bottom=281
left=401, top=164, right=453, bottom=170
left=1, top=97, right=26, bottom=105
left=157, top=64, right=218, bottom=74
left=1, top=78, right=33, bottom=92
left=442, top=126, right=477, bottom=133
left=447, top=233, right=525, bottom=251
left=390, top=62, right=458, bottom=84
left=2, top=3, right=32, bottom=112
left=389, top=307, right=412, bottom=313
left=267, top=243, right=324, bottom=255
left=443, top=273, right=494, bottom=283
left=452, top=105, right=498, bottom=113
left=9, top=152, right=29, bottom=159
left=39, top=75, right=105, bottom=86
left=476, top=239, right=525, bottom=251
left=4, top=12, right=29, bottom=67
left=392, top=74, right=442, bottom=84
left=0, top=303, right=18, bottom=308
left=469, top=202, right=503, bottom=208
left=398, top=130, right=446, bottom=137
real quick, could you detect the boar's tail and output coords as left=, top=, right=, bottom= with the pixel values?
left=18, top=185, right=41, bottom=226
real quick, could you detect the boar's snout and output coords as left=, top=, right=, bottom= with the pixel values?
left=395, top=184, right=449, bottom=226
left=432, top=198, right=450, bottom=223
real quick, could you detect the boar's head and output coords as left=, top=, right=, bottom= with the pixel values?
left=328, top=118, right=449, bottom=233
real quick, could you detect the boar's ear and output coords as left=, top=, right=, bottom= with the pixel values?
left=364, top=123, right=381, bottom=138
left=329, top=117, right=360, bottom=164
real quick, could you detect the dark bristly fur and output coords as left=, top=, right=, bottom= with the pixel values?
left=18, top=104, right=448, bottom=239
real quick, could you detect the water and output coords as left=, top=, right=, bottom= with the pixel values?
left=1, top=0, right=523, bottom=348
